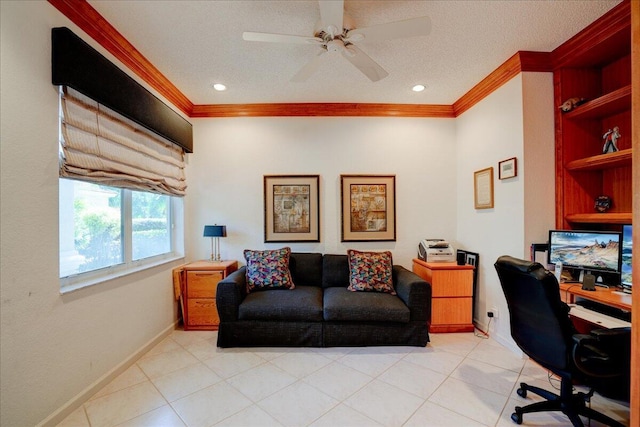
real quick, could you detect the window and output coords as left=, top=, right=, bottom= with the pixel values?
left=60, top=179, right=183, bottom=288
left=57, top=86, right=186, bottom=291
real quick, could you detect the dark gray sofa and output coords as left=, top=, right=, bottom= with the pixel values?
left=216, top=252, right=431, bottom=347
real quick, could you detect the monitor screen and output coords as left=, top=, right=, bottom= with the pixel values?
left=548, top=229, right=622, bottom=274
left=621, top=224, right=632, bottom=286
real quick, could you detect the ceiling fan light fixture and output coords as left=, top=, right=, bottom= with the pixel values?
left=412, top=84, right=426, bottom=92
left=212, top=83, right=227, bottom=91
left=243, top=1, right=430, bottom=83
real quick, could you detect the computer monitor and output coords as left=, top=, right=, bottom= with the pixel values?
left=548, top=229, right=622, bottom=284
left=621, top=224, right=632, bottom=289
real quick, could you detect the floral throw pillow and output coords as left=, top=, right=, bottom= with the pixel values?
left=244, top=247, right=295, bottom=293
left=347, top=249, right=395, bottom=295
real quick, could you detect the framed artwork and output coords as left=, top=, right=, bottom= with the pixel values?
left=340, top=175, right=396, bottom=242
left=465, top=252, right=477, bottom=268
left=498, top=157, right=517, bottom=180
left=264, top=175, right=320, bottom=242
left=474, top=167, right=494, bottom=209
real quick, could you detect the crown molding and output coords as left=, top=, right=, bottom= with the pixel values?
left=551, top=0, right=630, bottom=69
left=191, top=103, right=455, bottom=118
left=48, top=0, right=194, bottom=116
left=49, top=0, right=551, bottom=119
left=453, top=51, right=552, bottom=117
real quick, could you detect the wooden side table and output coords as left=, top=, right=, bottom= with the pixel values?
left=174, top=260, right=238, bottom=330
left=412, top=259, right=475, bottom=333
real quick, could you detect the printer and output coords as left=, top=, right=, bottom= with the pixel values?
left=418, top=239, right=456, bottom=263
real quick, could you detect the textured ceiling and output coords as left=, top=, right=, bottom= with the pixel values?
left=88, top=0, right=621, bottom=105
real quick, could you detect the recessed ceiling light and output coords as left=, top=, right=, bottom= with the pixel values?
left=212, top=83, right=227, bottom=91
left=412, top=84, right=426, bottom=92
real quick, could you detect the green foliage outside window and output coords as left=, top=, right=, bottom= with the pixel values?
left=74, top=196, right=122, bottom=272
left=72, top=186, right=170, bottom=272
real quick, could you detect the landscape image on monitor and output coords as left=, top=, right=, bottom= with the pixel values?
left=621, top=225, right=632, bottom=285
left=549, top=231, right=620, bottom=272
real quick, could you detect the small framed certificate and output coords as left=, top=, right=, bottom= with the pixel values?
left=474, top=167, right=494, bottom=209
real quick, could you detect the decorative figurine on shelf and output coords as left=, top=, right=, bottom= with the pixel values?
left=558, top=97, right=586, bottom=112
left=594, top=195, right=612, bottom=213
left=602, top=126, right=621, bottom=154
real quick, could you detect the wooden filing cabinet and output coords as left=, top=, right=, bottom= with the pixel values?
left=412, top=259, right=475, bottom=333
left=178, top=260, right=238, bottom=330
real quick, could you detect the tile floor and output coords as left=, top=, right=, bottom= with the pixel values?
left=58, top=330, right=630, bottom=427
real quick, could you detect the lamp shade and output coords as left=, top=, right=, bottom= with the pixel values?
left=203, top=225, right=226, bottom=237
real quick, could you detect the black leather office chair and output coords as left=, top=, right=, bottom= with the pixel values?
left=494, top=256, right=630, bottom=427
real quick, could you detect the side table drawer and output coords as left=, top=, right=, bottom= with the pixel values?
left=186, top=298, right=219, bottom=326
left=186, top=271, right=223, bottom=298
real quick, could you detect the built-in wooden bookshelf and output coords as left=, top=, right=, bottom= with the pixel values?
left=552, top=1, right=632, bottom=230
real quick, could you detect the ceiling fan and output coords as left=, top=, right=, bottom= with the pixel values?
left=242, top=0, right=431, bottom=82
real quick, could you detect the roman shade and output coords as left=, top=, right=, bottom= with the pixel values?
left=59, top=87, right=186, bottom=196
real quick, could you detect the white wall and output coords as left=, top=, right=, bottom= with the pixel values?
left=456, top=73, right=555, bottom=350
left=522, top=73, right=557, bottom=256
left=1, top=2, right=556, bottom=425
left=187, top=117, right=458, bottom=267
left=0, top=3, right=183, bottom=426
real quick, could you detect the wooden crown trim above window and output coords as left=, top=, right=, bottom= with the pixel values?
left=48, top=0, right=194, bottom=116
left=49, top=0, right=552, bottom=119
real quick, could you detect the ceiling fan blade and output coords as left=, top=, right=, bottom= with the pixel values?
left=318, top=0, right=344, bottom=36
left=346, top=16, right=431, bottom=43
left=342, top=45, right=388, bottom=82
left=243, top=31, right=322, bottom=45
left=291, top=50, right=327, bottom=82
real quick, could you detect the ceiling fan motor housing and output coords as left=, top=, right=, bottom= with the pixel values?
left=327, top=39, right=345, bottom=53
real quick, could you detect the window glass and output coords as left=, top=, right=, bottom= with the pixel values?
left=132, top=191, right=171, bottom=260
left=59, top=179, right=123, bottom=276
left=60, top=179, right=179, bottom=283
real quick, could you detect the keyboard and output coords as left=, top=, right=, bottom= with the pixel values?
left=575, top=299, right=631, bottom=322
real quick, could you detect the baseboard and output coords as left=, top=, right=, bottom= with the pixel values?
left=491, top=331, right=523, bottom=356
left=36, top=321, right=179, bottom=427
left=473, top=319, right=523, bottom=357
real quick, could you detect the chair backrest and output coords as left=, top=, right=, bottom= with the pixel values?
left=494, top=256, right=577, bottom=373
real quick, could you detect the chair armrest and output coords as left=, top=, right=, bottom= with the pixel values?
left=572, top=328, right=631, bottom=378
left=590, top=327, right=631, bottom=347
left=216, top=267, right=247, bottom=322
left=393, top=265, right=431, bottom=322
left=572, top=334, right=610, bottom=359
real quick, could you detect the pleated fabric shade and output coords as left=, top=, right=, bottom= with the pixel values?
left=59, top=86, right=186, bottom=196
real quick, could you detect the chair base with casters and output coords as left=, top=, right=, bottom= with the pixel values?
left=511, top=379, right=625, bottom=427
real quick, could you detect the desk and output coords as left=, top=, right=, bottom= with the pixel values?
left=559, top=282, right=632, bottom=311
left=559, top=282, right=632, bottom=331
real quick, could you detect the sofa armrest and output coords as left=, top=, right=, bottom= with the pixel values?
left=216, top=266, right=247, bottom=322
left=393, top=265, right=432, bottom=322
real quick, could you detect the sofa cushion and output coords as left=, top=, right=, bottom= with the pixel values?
left=347, top=249, right=396, bottom=295
left=239, top=286, right=324, bottom=321
left=323, top=287, right=410, bottom=323
left=244, top=247, right=295, bottom=293
left=322, top=254, right=349, bottom=288
left=290, top=253, right=323, bottom=287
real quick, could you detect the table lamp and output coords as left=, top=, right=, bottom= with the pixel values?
left=203, top=225, right=226, bottom=262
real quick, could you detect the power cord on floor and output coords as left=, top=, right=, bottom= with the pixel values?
left=474, top=317, right=491, bottom=339
left=547, top=370, right=562, bottom=391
